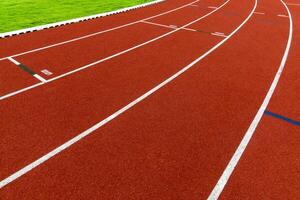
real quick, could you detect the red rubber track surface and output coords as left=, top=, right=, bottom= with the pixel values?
left=0, top=0, right=298, bottom=199
left=221, top=3, right=300, bottom=199
left=0, top=60, right=39, bottom=96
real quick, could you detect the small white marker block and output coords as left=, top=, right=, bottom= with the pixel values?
left=41, top=69, right=53, bottom=76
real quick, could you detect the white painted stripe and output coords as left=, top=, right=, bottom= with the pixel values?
left=141, top=21, right=197, bottom=33
left=0, top=0, right=200, bottom=61
left=46, top=0, right=229, bottom=82
left=208, top=0, right=292, bottom=199
left=0, top=0, right=255, bottom=189
left=277, top=14, right=289, bottom=18
left=41, top=69, right=53, bottom=76
left=214, top=32, right=225, bottom=35
left=7, top=57, right=47, bottom=83
left=0, top=0, right=231, bottom=101
left=141, top=20, right=176, bottom=29
left=211, top=32, right=227, bottom=37
left=7, top=57, right=20, bottom=65
left=34, top=74, right=47, bottom=83
left=0, top=83, right=44, bottom=101
left=0, top=0, right=165, bottom=39
left=254, top=11, right=265, bottom=15
left=182, top=27, right=198, bottom=32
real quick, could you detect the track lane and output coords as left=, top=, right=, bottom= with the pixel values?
left=188, top=0, right=254, bottom=34
left=0, top=0, right=200, bottom=59
left=0, top=28, right=222, bottom=184
left=220, top=2, right=300, bottom=199
left=220, top=116, right=300, bottom=199
left=267, top=4, right=300, bottom=121
left=0, top=60, right=39, bottom=96
left=146, top=2, right=212, bottom=26
left=0, top=0, right=258, bottom=197
left=0, top=0, right=230, bottom=100
left=13, top=3, right=215, bottom=79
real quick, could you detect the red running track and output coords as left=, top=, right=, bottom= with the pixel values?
left=0, top=0, right=299, bottom=199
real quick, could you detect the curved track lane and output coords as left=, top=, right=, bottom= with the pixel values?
left=0, top=0, right=297, bottom=199
left=1, top=0, right=257, bottom=198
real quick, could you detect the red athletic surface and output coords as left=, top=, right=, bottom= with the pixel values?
left=0, top=0, right=299, bottom=199
left=0, top=60, right=39, bottom=96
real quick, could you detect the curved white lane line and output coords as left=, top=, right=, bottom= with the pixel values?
left=0, top=0, right=199, bottom=61
left=0, top=0, right=230, bottom=101
left=207, top=0, right=292, bottom=199
left=0, top=0, right=255, bottom=189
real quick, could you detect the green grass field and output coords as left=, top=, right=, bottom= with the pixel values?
left=0, top=0, right=154, bottom=33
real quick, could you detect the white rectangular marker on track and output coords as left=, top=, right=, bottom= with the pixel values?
left=182, top=27, right=197, bottom=32
left=41, top=69, right=53, bottom=76
left=277, top=14, right=289, bottom=18
left=208, top=6, right=217, bottom=9
left=169, top=25, right=178, bottom=29
left=254, top=12, right=265, bottom=15
left=211, top=32, right=227, bottom=37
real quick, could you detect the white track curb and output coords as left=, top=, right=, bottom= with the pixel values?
left=0, top=0, right=165, bottom=39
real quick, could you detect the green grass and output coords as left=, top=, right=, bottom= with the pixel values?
left=0, top=0, right=154, bottom=33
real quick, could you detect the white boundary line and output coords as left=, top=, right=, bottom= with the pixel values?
left=0, top=0, right=256, bottom=189
left=33, top=74, right=47, bottom=83
left=0, top=0, right=230, bottom=101
left=7, top=57, right=20, bottom=65
left=0, top=0, right=165, bottom=39
left=0, top=0, right=199, bottom=61
left=207, top=0, right=292, bottom=199
left=7, top=57, right=47, bottom=83
left=141, top=20, right=197, bottom=32
left=140, top=20, right=177, bottom=29
left=0, top=83, right=44, bottom=101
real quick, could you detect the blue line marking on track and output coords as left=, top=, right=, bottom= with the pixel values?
left=264, top=110, right=300, bottom=126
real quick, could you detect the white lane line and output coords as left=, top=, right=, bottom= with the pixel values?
left=0, top=83, right=43, bottom=101
left=278, top=14, right=289, bottom=18
left=41, top=69, right=53, bottom=76
left=7, top=57, right=20, bottom=65
left=7, top=57, right=47, bottom=83
left=33, top=74, right=47, bottom=83
left=141, top=21, right=198, bottom=32
left=254, top=11, right=265, bottom=15
left=208, top=0, right=292, bottom=199
left=141, top=20, right=176, bottom=29
left=0, top=0, right=255, bottom=189
left=182, top=27, right=198, bottom=32
left=47, top=0, right=229, bottom=82
left=0, top=0, right=200, bottom=61
left=211, top=32, right=227, bottom=37
left=0, top=0, right=231, bottom=101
